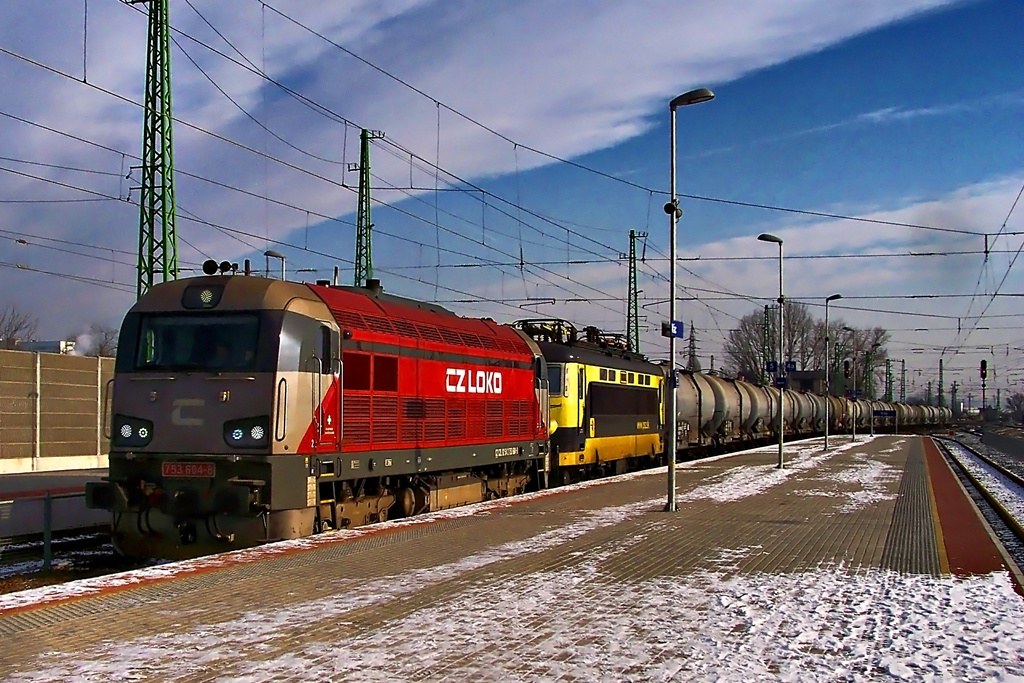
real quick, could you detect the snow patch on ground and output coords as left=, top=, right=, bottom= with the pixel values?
left=6, top=567, right=1023, bottom=682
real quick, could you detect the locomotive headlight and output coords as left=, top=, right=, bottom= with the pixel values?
left=223, top=416, right=270, bottom=449
left=113, top=416, right=154, bottom=448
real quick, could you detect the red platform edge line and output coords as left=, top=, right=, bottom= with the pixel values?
left=923, top=437, right=1024, bottom=596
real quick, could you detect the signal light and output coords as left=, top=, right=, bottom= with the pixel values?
left=843, top=360, right=851, bottom=378
left=980, top=359, right=988, bottom=380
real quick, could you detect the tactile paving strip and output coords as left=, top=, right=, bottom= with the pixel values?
left=879, top=440, right=941, bottom=575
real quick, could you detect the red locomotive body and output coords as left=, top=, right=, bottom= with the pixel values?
left=87, top=274, right=549, bottom=560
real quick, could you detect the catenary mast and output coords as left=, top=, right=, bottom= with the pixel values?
left=133, top=0, right=177, bottom=299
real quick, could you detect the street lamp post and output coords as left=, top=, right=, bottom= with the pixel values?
left=823, top=293, right=842, bottom=450
left=664, top=87, right=715, bottom=512
left=758, top=233, right=785, bottom=468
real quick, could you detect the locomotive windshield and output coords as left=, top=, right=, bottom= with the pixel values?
left=547, top=364, right=564, bottom=396
left=130, top=313, right=261, bottom=372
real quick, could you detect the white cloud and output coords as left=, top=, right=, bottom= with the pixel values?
left=0, top=0, right=988, bottom=340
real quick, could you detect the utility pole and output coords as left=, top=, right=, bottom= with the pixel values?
left=624, top=229, right=646, bottom=353
left=927, top=381, right=933, bottom=406
left=132, top=0, right=176, bottom=299
left=353, top=129, right=384, bottom=287
left=938, top=358, right=945, bottom=408
left=885, top=358, right=893, bottom=401
left=951, top=381, right=958, bottom=417
left=900, top=359, right=906, bottom=403
left=686, top=321, right=698, bottom=371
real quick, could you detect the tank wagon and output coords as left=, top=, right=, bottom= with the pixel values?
left=87, top=268, right=952, bottom=560
left=87, top=268, right=549, bottom=559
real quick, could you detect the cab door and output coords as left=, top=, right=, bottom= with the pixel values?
left=310, top=323, right=341, bottom=452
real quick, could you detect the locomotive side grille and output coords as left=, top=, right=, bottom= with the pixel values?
left=458, top=332, right=484, bottom=348
left=485, top=400, right=503, bottom=418
left=508, top=400, right=532, bottom=437
left=447, top=398, right=467, bottom=439
left=447, top=399, right=467, bottom=420
left=424, top=398, right=446, bottom=420
left=343, top=394, right=371, bottom=446
left=439, top=328, right=463, bottom=346
left=364, top=315, right=395, bottom=335
left=402, top=397, right=425, bottom=418
left=477, top=335, right=498, bottom=350
left=467, top=401, right=486, bottom=439
left=391, top=320, right=419, bottom=338
left=495, top=338, right=518, bottom=353
left=372, top=396, right=399, bottom=443
left=447, top=420, right=466, bottom=439
left=425, top=419, right=446, bottom=441
left=416, top=324, right=444, bottom=343
left=401, top=398, right=425, bottom=442
left=334, top=310, right=368, bottom=330
left=485, top=399, right=504, bottom=438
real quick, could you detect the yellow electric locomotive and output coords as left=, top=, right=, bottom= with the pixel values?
left=511, top=320, right=664, bottom=484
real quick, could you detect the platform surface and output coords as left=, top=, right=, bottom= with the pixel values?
left=0, top=435, right=1022, bottom=681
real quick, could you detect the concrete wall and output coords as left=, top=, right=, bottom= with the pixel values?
left=0, top=349, right=114, bottom=473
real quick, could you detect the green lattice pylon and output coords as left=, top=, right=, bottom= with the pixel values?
left=626, top=229, right=645, bottom=353
left=354, top=129, right=384, bottom=287
left=135, top=0, right=177, bottom=299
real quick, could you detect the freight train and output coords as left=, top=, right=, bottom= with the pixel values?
left=86, top=264, right=951, bottom=560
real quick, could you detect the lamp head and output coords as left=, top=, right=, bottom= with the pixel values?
left=826, top=293, right=842, bottom=302
left=757, top=233, right=783, bottom=245
left=670, top=87, right=715, bottom=109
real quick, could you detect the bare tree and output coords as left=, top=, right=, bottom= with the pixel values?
left=724, top=302, right=822, bottom=380
left=1006, top=392, right=1024, bottom=422
left=724, top=302, right=890, bottom=394
left=0, top=304, right=38, bottom=349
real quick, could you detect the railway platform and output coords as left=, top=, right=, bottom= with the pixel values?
left=0, top=469, right=107, bottom=540
left=0, top=436, right=1022, bottom=680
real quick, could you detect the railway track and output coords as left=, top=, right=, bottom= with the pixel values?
left=0, top=530, right=149, bottom=596
left=937, top=435, right=1024, bottom=573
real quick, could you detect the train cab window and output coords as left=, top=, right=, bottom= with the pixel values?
left=608, top=370, right=616, bottom=382
left=373, top=355, right=399, bottom=391
left=344, top=352, right=371, bottom=390
left=547, top=364, right=564, bottom=397
left=319, top=326, right=333, bottom=375
left=130, top=313, right=260, bottom=372
left=600, top=369, right=608, bottom=381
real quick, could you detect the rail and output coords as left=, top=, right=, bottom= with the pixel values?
left=0, top=491, right=108, bottom=570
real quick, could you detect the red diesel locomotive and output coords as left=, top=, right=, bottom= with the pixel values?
left=87, top=268, right=550, bottom=559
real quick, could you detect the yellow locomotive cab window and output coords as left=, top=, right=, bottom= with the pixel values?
left=547, top=364, right=564, bottom=397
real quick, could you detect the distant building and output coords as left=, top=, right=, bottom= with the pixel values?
left=13, top=340, right=76, bottom=355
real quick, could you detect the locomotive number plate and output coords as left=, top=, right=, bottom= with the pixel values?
left=162, top=462, right=216, bottom=478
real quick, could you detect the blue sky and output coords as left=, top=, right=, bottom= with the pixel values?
left=0, top=0, right=1022, bottom=403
